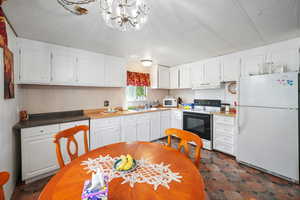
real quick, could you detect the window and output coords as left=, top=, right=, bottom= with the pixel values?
left=127, top=86, right=147, bottom=101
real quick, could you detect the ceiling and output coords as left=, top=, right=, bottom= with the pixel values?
left=3, top=0, right=300, bottom=66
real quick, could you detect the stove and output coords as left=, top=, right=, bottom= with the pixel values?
left=183, top=99, right=221, bottom=150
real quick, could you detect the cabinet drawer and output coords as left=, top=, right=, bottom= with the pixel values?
left=214, top=115, right=235, bottom=125
left=60, top=120, right=89, bottom=130
left=214, top=141, right=234, bottom=155
left=137, top=113, right=150, bottom=122
left=161, top=110, right=170, bottom=117
left=214, top=124, right=234, bottom=135
left=91, top=117, right=121, bottom=128
left=214, top=131, right=234, bottom=144
left=122, top=115, right=137, bottom=125
left=21, top=124, right=60, bottom=138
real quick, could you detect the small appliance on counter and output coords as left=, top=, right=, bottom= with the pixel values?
left=183, top=99, right=221, bottom=150
left=163, top=96, right=177, bottom=107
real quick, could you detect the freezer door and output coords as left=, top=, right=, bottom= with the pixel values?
left=239, top=72, right=298, bottom=108
left=237, top=106, right=299, bottom=181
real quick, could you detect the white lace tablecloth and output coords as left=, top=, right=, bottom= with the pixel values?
left=81, top=155, right=182, bottom=190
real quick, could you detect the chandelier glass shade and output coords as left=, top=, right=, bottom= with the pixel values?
left=57, top=0, right=150, bottom=31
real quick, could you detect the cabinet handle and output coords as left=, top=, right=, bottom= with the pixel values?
left=50, top=53, right=53, bottom=81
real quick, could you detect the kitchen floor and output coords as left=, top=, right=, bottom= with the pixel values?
left=12, top=138, right=300, bottom=200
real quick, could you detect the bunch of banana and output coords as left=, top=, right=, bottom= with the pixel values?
left=116, top=154, right=134, bottom=171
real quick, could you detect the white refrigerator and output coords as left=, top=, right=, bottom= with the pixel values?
left=237, top=72, right=299, bottom=182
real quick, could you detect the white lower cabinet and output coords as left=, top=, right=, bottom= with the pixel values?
left=21, top=120, right=89, bottom=182
left=170, top=110, right=183, bottom=129
left=121, top=115, right=137, bottom=142
left=160, top=110, right=171, bottom=137
left=21, top=124, right=59, bottom=182
left=150, top=112, right=161, bottom=141
left=213, top=115, right=236, bottom=156
left=90, top=117, right=121, bottom=150
left=121, top=114, right=151, bottom=142
left=136, top=114, right=151, bottom=141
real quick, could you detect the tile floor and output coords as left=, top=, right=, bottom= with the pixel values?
left=12, top=138, right=300, bottom=200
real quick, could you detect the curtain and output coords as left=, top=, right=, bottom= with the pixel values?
left=127, top=71, right=150, bottom=87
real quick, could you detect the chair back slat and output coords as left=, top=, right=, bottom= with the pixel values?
left=54, top=125, right=89, bottom=168
left=165, top=128, right=203, bottom=168
left=0, top=172, right=9, bottom=200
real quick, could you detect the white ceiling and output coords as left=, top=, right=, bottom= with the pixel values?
left=3, top=0, right=300, bottom=66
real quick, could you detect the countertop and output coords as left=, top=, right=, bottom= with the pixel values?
left=213, top=112, right=236, bottom=117
left=14, top=108, right=236, bottom=130
left=84, top=107, right=172, bottom=119
left=14, top=110, right=90, bottom=130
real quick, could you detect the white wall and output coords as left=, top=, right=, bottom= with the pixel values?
left=0, top=24, right=19, bottom=198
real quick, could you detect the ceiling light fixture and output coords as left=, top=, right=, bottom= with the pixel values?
left=141, top=59, right=153, bottom=67
left=57, top=0, right=150, bottom=32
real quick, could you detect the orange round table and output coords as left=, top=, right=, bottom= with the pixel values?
left=39, top=142, right=205, bottom=200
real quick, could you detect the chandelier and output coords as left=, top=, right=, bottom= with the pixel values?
left=57, top=0, right=150, bottom=32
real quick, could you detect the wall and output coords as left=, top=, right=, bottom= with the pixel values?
left=0, top=24, right=19, bottom=198
left=19, top=60, right=168, bottom=114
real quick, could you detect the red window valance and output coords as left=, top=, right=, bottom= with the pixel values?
left=127, top=71, right=150, bottom=87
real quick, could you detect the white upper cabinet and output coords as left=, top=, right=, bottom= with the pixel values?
left=179, top=64, right=191, bottom=89
left=240, top=47, right=266, bottom=77
left=18, top=39, right=51, bottom=83
left=105, top=55, right=126, bottom=87
left=77, top=51, right=105, bottom=86
left=51, top=46, right=77, bottom=84
left=266, top=41, right=299, bottom=72
left=221, top=54, right=241, bottom=82
left=169, top=67, right=179, bottom=89
left=203, top=57, right=221, bottom=83
left=158, top=65, right=170, bottom=89
left=190, top=61, right=204, bottom=88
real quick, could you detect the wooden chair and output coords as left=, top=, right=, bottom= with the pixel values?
left=165, top=128, right=203, bottom=168
left=53, top=125, right=89, bottom=169
left=0, top=172, right=9, bottom=200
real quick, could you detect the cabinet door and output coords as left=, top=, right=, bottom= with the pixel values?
left=190, top=62, right=204, bottom=88
left=169, top=67, right=179, bottom=89
left=203, top=58, right=221, bottom=83
left=51, top=47, right=77, bottom=84
left=121, top=116, right=137, bottom=142
left=222, top=55, right=241, bottom=82
left=21, top=124, right=60, bottom=181
left=268, top=48, right=299, bottom=72
left=160, top=111, right=171, bottom=137
left=241, top=52, right=265, bottom=77
left=77, top=52, right=105, bottom=86
left=22, top=135, right=59, bottom=180
left=150, top=112, right=161, bottom=140
left=171, top=110, right=183, bottom=129
left=92, top=126, right=121, bottom=148
left=105, top=55, right=126, bottom=87
left=179, top=65, right=191, bottom=88
left=136, top=114, right=151, bottom=141
left=19, top=39, right=51, bottom=83
left=158, top=66, right=170, bottom=89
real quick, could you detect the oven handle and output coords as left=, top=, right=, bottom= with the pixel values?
left=183, top=112, right=211, bottom=118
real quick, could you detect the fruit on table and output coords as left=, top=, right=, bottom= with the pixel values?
left=117, top=154, right=134, bottom=171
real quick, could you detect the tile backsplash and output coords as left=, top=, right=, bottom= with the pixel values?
left=169, top=82, right=238, bottom=105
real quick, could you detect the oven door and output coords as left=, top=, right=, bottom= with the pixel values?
left=183, top=112, right=211, bottom=140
